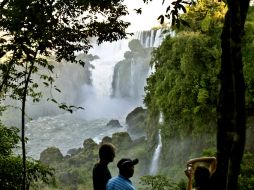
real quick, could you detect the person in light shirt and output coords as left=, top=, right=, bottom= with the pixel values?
left=106, top=158, right=139, bottom=190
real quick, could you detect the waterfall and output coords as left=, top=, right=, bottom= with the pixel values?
left=133, top=29, right=164, bottom=48
left=88, top=39, right=129, bottom=98
left=80, top=29, right=167, bottom=120
left=149, top=129, right=162, bottom=175
left=130, top=58, right=135, bottom=97
left=159, top=112, right=164, bottom=124
left=110, top=29, right=165, bottom=102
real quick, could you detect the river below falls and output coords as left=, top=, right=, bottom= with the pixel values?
left=23, top=113, right=127, bottom=159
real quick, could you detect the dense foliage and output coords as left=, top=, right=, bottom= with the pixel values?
left=141, top=0, right=252, bottom=189
left=0, top=123, right=55, bottom=189
left=144, top=1, right=254, bottom=187
left=238, top=152, right=254, bottom=190
left=145, top=1, right=254, bottom=140
left=144, top=0, right=225, bottom=138
left=139, top=175, right=184, bottom=190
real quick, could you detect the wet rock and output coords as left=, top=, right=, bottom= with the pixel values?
left=106, top=119, right=122, bottom=128
left=67, top=148, right=82, bottom=156
left=83, top=138, right=97, bottom=150
left=126, top=107, right=147, bottom=134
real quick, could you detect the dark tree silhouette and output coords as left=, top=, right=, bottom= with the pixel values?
left=214, top=1, right=250, bottom=190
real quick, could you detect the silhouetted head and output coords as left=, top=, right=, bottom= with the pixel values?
left=194, top=166, right=211, bottom=189
left=117, top=158, right=139, bottom=178
left=99, top=143, right=115, bottom=163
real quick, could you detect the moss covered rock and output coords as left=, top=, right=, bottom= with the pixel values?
left=101, top=136, right=112, bottom=144
left=40, top=147, right=63, bottom=165
left=112, top=132, right=132, bottom=149
left=83, top=138, right=97, bottom=150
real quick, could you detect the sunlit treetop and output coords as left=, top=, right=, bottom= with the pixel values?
left=0, top=0, right=130, bottom=63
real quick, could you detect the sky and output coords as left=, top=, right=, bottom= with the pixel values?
left=123, top=0, right=168, bottom=32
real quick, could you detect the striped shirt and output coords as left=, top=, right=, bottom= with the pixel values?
left=106, top=175, right=136, bottom=190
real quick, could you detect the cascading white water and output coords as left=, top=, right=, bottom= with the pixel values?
left=80, top=39, right=137, bottom=120
left=130, top=58, right=135, bottom=97
left=149, top=129, right=162, bottom=175
left=88, top=40, right=129, bottom=98
left=133, top=29, right=164, bottom=48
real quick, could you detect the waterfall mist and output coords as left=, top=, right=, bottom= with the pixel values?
left=78, top=39, right=142, bottom=120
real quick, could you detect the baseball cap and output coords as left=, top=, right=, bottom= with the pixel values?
left=117, top=158, right=139, bottom=169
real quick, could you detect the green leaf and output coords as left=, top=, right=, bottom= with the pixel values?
left=51, top=99, right=57, bottom=104
left=166, top=5, right=170, bottom=13
left=157, top=15, right=165, bottom=24
left=197, top=89, right=209, bottom=103
left=43, top=82, right=49, bottom=87
left=179, top=4, right=186, bottom=13
left=54, top=86, right=61, bottom=93
left=180, top=18, right=190, bottom=27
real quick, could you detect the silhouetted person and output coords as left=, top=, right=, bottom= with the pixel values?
left=185, top=157, right=216, bottom=190
left=106, top=158, right=139, bottom=190
left=93, top=143, right=116, bottom=190
left=185, top=165, right=211, bottom=190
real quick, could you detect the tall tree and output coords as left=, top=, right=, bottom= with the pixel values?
left=214, top=1, right=250, bottom=190
left=0, top=0, right=130, bottom=189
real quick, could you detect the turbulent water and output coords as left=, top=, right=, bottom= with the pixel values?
left=26, top=114, right=127, bottom=159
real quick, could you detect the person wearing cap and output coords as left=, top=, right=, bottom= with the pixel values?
left=106, top=158, right=139, bottom=190
left=93, top=143, right=116, bottom=190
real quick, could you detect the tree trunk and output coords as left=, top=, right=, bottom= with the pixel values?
left=22, top=62, right=35, bottom=190
left=22, top=91, right=27, bottom=190
left=212, top=1, right=250, bottom=190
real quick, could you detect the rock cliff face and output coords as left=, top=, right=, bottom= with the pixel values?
left=111, top=39, right=152, bottom=100
left=106, top=119, right=123, bottom=128
left=110, top=29, right=164, bottom=101
left=126, top=107, right=147, bottom=135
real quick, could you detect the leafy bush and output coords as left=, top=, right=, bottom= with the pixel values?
left=139, top=175, right=180, bottom=190
left=239, top=152, right=254, bottom=190
left=0, top=123, right=55, bottom=189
